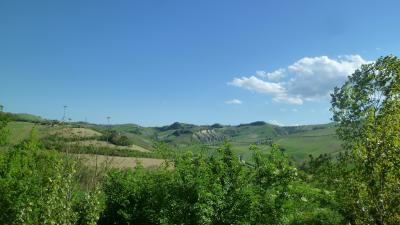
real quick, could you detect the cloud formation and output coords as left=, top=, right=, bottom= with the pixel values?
left=256, top=68, right=286, bottom=81
left=229, top=76, right=284, bottom=95
left=225, top=99, right=242, bottom=105
left=229, top=55, right=370, bottom=105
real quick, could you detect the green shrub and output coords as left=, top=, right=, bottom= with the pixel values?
left=0, top=129, right=102, bottom=225
left=0, top=111, right=10, bottom=146
left=99, top=143, right=342, bottom=225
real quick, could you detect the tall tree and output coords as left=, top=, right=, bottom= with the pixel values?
left=331, top=55, right=400, bottom=224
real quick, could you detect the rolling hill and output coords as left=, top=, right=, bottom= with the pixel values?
left=3, top=112, right=342, bottom=162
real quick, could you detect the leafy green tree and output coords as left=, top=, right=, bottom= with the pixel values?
left=331, top=55, right=400, bottom=224
left=0, top=110, right=9, bottom=146
left=100, top=143, right=323, bottom=225
left=74, top=187, right=103, bottom=225
left=192, top=143, right=253, bottom=225
left=248, top=144, right=297, bottom=224
left=285, top=181, right=343, bottom=225
left=0, top=128, right=102, bottom=225
left=102, top=131, right=130, bottom=146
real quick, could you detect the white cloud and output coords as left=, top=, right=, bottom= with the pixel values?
left=228, top=76, right=302, bottom=104
left=225, top=99, right=242, bottom=105
left=229, top=76, right=284, bottom=95
left=256, top=68, right=286, bottom=81
left=286, top=55, right=369, bottom=99
left=229, top=55, right=370, bottom=105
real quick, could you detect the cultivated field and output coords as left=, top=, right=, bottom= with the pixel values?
left=75, top=154, right=165, bottom=169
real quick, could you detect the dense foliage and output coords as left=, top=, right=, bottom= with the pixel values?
left=331, top=55, right=400, bottom=224
left=0, top=114, right=102, bottom=225
left=0, top=111, right=9, bottom=146
left=99, top=144, right=342, bottom=225
left=101, top=131, right=130, bottom=146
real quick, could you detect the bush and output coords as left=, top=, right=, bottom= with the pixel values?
left=99, top=143, right=342, bottom=224
left=0, top=129, right=102, bottom=225
left=0, top=112, right=10, bottom=146
left=101, top=131, right=130, bottom=146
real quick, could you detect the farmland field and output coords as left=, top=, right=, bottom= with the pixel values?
left=76, top=154, right=165, bottom=169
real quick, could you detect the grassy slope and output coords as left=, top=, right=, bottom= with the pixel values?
left=79, top=122, right=343, bottom=162
left=275, top=127, right=342, bottom=161
left=83, top=123, right=156, bottom=150
left=6, top=122, right=154, bottom=153
left=6, top=121, right=37, bottom=144
left=5, top=116, right=342, bottom=162
left=224, top=124, right=278, bottom=143
left=11, top=113, right=44, bottom=122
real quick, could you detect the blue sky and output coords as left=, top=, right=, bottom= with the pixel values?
left=0, top=0, right=399, bottom=126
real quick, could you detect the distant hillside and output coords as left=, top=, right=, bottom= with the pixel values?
left=5, top=112, right=341, bottom=162
left=78, top=120, right=342, bottom=162
left=9, top=113, right=44, bottom=123
left=275, top=126, right=341, bottom=161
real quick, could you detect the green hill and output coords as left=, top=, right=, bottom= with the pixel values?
left=4, top=112, right=342, bottom=162
left=275, top=126, right=341, bottom=161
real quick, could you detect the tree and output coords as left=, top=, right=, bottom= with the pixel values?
left=331, top=55, right=400, bottom=224
left=0, top=109, right=9, bottom=146
left=102, top=131, right=130, bottom=146
left=249, top=144, right=298, bottom=224
left=0, top=128, right=102, bottom=225
left=99, top=143, right=313, bottom=225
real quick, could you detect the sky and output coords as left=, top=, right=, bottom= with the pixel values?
left=1, top=0, right=399, bottom=126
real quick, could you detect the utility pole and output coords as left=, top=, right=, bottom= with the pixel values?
left=107, top=116, right=111, bottom=132
left=105, top=116, right=112, bottom=171
left=62, top=105, right=67, bottom=123
left=106, top=116, right=111, bottom=143
left=107, top=116, right=111, bottom=126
